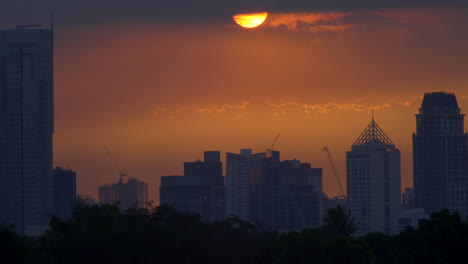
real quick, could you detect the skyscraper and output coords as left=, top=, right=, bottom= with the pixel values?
left=226, top=149, right=265, bottom=221
left=0, top=26, right=54, bottom=236
left=53, top=167, right=76, bottom=221
left=347, top=117, right=401, bottom=235
left=413, top=92, right=468, bottom=218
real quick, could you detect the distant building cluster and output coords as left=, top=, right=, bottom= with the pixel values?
left=160, top=150, right=323, bottom=230
left=159, top=92, right=468, bottom=235
left=1, top=24, right=467, bottom=236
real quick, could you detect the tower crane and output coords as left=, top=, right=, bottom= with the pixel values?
left=104, top=146, right=127, bottom=183
left=322, top=147, right=346, bottom=198
left=266, top=132, right=281, bottom=157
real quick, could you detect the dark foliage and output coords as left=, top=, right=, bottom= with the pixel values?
left=2, top=205, right=468, bottom=263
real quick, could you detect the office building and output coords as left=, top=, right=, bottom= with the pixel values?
left=0, top=26, right=54, bottom=236
left=272, top=160, right=324, bottom=230
left=413, top=92, right=468, bottom=218
left=53, top=167, right=76, bottom=221
left=347, top=117, right=401, bottom=235
left=226, top=149, right=323, bottom=230
left=226, top=149, right=265, bottom=221
left=99, top=178, right=148, bottom=211
left=160, top=151, right=225, bottom=221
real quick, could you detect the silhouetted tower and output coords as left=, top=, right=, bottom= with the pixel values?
left=347, top=116, right=401, bottom=235
left=0, top=26, right=54, bottom=236
left=413, top=92, right=468, bottom=218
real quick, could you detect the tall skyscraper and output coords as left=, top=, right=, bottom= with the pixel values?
left=413, top=92, right=468, bottom=218
left=99, top=178, right=148, bottom=211
left=0, top=26, right=54, bottom=236
left=347, top=117, right=401, bottom=235
left=53, top=167, right=76, bottom=221
left=160, top=151, right=225, bottom=221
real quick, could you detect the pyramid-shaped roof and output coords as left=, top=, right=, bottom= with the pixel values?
left=352, top=117, right=395, bottom=149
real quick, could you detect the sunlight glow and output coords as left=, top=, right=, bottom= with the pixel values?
left=233, top=12, right=268, bottom=29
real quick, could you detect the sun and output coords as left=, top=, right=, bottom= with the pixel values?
left=233, top=12, right=268, bottom=29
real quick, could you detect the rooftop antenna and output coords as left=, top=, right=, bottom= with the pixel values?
left=371, top=107, right=374, bottom=122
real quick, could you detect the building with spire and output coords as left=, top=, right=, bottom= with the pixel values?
left=413, top=92, right=468, bottom=219
left=347, top=115, right=401, bottom=235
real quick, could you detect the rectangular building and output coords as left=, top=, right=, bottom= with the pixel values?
left=160, top=151, right=225, bottom=221
left=0, top=26, right=54, bottom=236
left=53, top=167, right=76, bottom=221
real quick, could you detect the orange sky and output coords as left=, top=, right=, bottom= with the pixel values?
left=51, top=8, right=468, bottom=203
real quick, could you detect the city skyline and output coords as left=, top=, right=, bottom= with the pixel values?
left=1, top=2, right=468, bottom=204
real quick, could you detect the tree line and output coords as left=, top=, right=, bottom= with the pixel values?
left=1, top=202, right=468, bottom=263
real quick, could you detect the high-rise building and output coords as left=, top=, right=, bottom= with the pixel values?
left=0, top=26, right=54, bottom=236
left=160, top=151, right=225, bottom=221
left=226, top=149, right=265, bottom=221
left=226, top=149, right=323, bottom=230
left=413, top=92, right=468, bottom=218
left=273, top=160, right=323, bottom=229
left=347, top=117, right=401, bottom=235
left=99, top=178, right=148, bottom=211
left=53, top=167, right=76, bottom=221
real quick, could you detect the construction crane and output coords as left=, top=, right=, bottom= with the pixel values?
left=104, top=146, right=127, bottom=183
left=322, top=147, right=346, bottom=198
left=266, top=132, right=281, bottom=157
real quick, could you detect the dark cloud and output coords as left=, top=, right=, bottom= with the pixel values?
left=1, top=0, right=468, bottom=27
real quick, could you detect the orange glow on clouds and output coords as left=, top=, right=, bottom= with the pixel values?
left=233, top=12, right=268, bottom=28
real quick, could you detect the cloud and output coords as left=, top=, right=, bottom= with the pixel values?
left=151, top=96, right=423, bottom=117
left=260, top=7, right=468, bottom=36
left=264, top=12, right=354, bottom=33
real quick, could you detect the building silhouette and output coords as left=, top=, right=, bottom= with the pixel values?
left=53, top=167, right=76, bottom=221
left=0, top=26, right=54, bottom=236
left=413, top=92, right=468, bottom=218
left=347, top=117, right=401, bottom=235
left=160, top=151, right=225, bottom=221
left=226, top=149, right=323, bottom=230
left=266, top=159, right=323, bottom=230
left=226, top=149, right=265, bottom=221
left=99, top=178, right=148, bottom=210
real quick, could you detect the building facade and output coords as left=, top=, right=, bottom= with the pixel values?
left=160, top=151, right=225, bottom=221
left=53, top=167, right=76, bottom=221
left=226, top=149, right=323, bottom=230
left=347, top=117, right=401, bottom=235
left=99, top=178, right=148, bottom=211
left=226, top=149, right=265, bottom=221
left=0, top=27, right=54, bottom=236
left=413, top=92, right=468, bottom=218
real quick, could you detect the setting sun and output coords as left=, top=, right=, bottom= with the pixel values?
left=233, top=12, right=268, bottom=28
